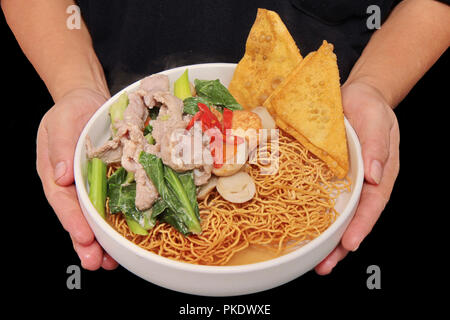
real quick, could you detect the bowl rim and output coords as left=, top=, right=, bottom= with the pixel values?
left=74, top=62, right=364, bottom=274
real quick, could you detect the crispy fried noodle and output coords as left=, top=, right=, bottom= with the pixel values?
left=107, top=130, right=350, bottom=266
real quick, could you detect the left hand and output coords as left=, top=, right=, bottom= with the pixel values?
left=314, top=80, right=400, bottom=275
left=36, top=87, right=118, bottom=270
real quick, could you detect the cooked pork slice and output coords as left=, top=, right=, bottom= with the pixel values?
left=134, top=167, right=159, bottom=211
left=140, top=74, right=170, bottom=92
left=150, top=92, right=186, bottom=147
left=88, top=91, right=160, bottom=211
left=120, top=125, right=159, bottom=210
left=194, top=165, right=212, bottom=186
left=123, top=92, right=148, bottom=129
left=139, top=74, right=170, bottom=108
left=86, top=73, right=218, bottom=210
left=149, top=119, right=165, bottom=145
left=158, top=122, right=214, bottom=186
left=160, top=127, right=196, bottom=172
left=143, top=142, right=160, bottom=156
left=154, top=91, right=184, bottom=121
left=85, top=135, right=122, bottom=164
left=194, top=128, right=214, bottom=186
left=152, top=118, right=187, bottom=145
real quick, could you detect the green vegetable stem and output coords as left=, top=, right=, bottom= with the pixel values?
left=174, top=69, right=192, bottom=101
left=88, top=158, right=107, bottom=219
left=164, top=166, right=202, bottom=234
left=109, top=92, right=129, bottom=134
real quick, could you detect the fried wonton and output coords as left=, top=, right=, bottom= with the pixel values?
left=228, top=8, right=302, bottom=109
left=264, top=41, right=349, bottom=178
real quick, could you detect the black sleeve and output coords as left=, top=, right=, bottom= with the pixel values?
left=435, top=0, right=450, bottom=5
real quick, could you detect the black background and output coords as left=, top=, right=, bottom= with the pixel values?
left=2, top=5, right=447, bottom=317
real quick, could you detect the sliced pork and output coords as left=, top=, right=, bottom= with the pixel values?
left=87, top=90, right=159, bottom=211
left=86, top=72, right=216, bottom=212
left=86, top=135, right=122, bottom=164
left=138, top=74, right=170, bottom=108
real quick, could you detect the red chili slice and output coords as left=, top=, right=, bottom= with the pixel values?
left=186, top=110, right=204, bottom=130
left=208, top=127, right=224, bottom=168
left=144, top=116, right=151, bottom=128
left=222, top=108, right=233, bottom=132
left=197, top=103, right=222, bottom=131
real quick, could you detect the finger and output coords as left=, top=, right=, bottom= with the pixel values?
left=342, top=121, right=400, bottom=251
left=341, top=184, right=388, bottom=251
left=72, top=237, right=104, bottom=271
left=102, top=252, right=119, bottom=270
left=37, top=123, right=95, bottom=246
left=47, top=186, right=95, bottom=246
left=314, top=244, right=349, bottom=275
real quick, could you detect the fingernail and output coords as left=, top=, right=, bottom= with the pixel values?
left=370, top=160, right=383, bottom=184
left=351, top=237, right=361, bottom=252
left=54, top=161, right=67, bottom=182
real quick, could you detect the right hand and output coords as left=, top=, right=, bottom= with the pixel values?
left=36, top=88, right=118, bottom=270
left=315, top=80, right=400, bottom=275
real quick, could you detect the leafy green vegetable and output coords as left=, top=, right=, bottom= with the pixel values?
left=150, top=199, right=189, bottom=235
left=145, top=133, right=155, bottom=145
left=144, top=120, right=155, bottom=144
left=174, top=69, right=192, bottom=101
left=107, top=168, right=138, bottom=217
left=139, top=152, right=202, bottom=235
left=143, top=124, right=153, bottom=136
left=194, top=79, right=243, bottom=111
left=159, top=209, right=190, bottom=236
left=164, top=166, right=202, bottom=234
left=183, top=96, right=211, bottom=115
left=107, top=167, right=155, bottom=231
left=149, top=107, right=160, bottom=120
left=107, top=166, right=127, bottom=185
left=138, top=152, right=171, bottom=199
left=178, top=171, right=200, bottom=220
left=125, top=171, right=135, bottom=184
left=151, top=198, right=168, bottom=218
left=88, top=158, right=107, bottom=219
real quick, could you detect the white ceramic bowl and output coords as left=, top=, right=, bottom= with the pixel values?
left=74, top=63, right=364, bottom=296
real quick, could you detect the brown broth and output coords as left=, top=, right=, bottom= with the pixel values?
left=225, top=245, right=282, bottom=266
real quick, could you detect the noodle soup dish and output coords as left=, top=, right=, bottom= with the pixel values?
left=74, top=63, right=364, bottom=296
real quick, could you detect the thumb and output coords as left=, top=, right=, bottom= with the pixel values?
left=358, top=108, right=392, bottom=185
left=44, top=88, right=108, bottom=187
left=46, top=117, right=78, bottom=186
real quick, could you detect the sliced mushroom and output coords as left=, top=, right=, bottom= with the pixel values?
left=216, top=171, right=256, bottom=203
left=212, top=140, right=249, bottom=177
left=197, top=176, right=218, bottom=200
left=251, top=106, right=276, bottom=129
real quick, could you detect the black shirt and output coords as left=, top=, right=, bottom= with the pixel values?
left=76, top=0, right=401, bottom=94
